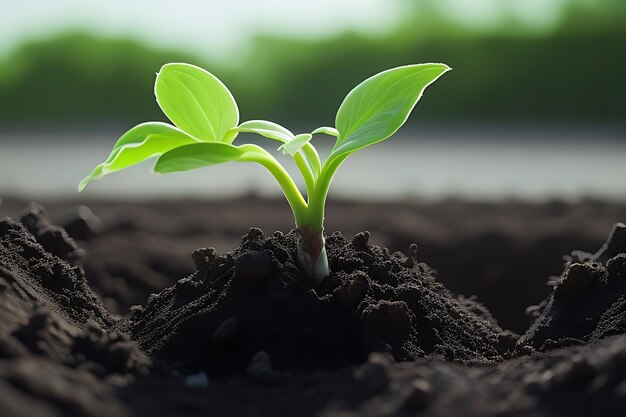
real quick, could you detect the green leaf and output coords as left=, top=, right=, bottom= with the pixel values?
left=278, top=133, right=313, bottom=156
left=332, top=63, right=450, bottom=158
left=154, top=142, right=250, bottom=173
left=230, top=120, right=321, bottom=182
left=230, top=120, right=294, bottom=143
left=155, top=143, right=308, bottom=218
left=155, top=63, right=239, bottom=142
left=79, top=122, right=200, bottom=191
left=311, top=126, right=339, bottom=137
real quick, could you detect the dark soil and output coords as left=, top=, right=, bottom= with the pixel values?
left=1, top=198, right=626, bottom=416
left=130, top=228, right=516, bottom=375
left=3, top=196, right=623, bottom=333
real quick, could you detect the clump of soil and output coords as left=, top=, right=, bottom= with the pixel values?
left=0, top=205, right=148, bottom=376
left=521, top=222, right=626, bottom=350
left=130, top=228, right=517, bottom=374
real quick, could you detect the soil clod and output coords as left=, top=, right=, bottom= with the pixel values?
left=246, top=351, right=282, bottom=385
left=211, top=317, right=240, bottom=349
left=520, top=223, right=626, bottom=351
left=234, top=250, right=272, bottom=283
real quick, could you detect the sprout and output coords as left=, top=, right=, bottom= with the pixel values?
left=79, top=62, right=450, bottom=281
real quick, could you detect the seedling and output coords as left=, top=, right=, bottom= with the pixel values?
left=79, top=62, right=450, bottom=281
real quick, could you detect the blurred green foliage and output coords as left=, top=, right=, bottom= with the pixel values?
left=0, top=0, right=624, bottom=128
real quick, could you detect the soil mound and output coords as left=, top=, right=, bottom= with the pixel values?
left=130, top=228, right=518, bottom=374
left=521, top=222, right=626, bottom=350
left=0, top=206, right=147, bottom=376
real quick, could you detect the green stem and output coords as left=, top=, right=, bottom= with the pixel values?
left=293, top=152, right=315, bottom=199
left=301, top=143, right=322, bottom=179
left=307, top=153, right=349, bottom=231
left=237, top=142, right=335, bottom=281
left=239, top=144, right=308, bottom=224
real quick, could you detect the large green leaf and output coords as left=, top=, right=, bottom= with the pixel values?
left=154, top=143, right=308, bottom=217
left=79, top=122, right=200, bottom=191
left=154, top=142, right=251, bottom=173
left=332, top=64, right=450, bottom=158
left=155, top=63, right=239, bottom=142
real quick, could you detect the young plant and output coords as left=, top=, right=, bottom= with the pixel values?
left=79, top=62, right=450, bottom=281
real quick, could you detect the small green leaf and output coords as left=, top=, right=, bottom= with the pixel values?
left=230, top=120, right=321, bottom=182
left=154, top=142, right=248, bottom=173
left=230, top=120, right=294, bottom=143
left=278, top=133, right=313, bottom=156
left=79, top=122, right=200, bottom=191
left=155, top=63, right=239, bottom=142
left=311, top=126, right=339, bottom=137
left=332, top=64, right=450, bottom=158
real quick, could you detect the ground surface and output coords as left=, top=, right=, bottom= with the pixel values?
left=1, top=197, right=625, bottom=416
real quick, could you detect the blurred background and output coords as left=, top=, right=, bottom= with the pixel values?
left=1, top=0, right=625, bottom=332
left=1, top=0, right=624, bottom=199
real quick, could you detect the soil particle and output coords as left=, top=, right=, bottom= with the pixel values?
left=234, top=250, right=272, bottom=283
left=210, top=317, right=240, bottom=349
left=183, top=372, right=209, bottom=388
left=245, top=351, right=282, bottom=385
left=352, top=352, right=393, bottom=395
left=360, top=300, right=413, bottom=343
left=19, top=203, right=84, bottom=263
left=402, top=378, right=432, bottom=412
left=351, top=231, right=371, bottom=251
left=191, top=247, right=217, bottom=269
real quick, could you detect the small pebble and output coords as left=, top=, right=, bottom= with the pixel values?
left=184, top=372, right=209, bottom=388
left=352, top=231, right=370, bottom=251
left=242, top=228, right=265, bottom=245
left=404, top=378, right=431, bottom=411
left=246, top=351, right=282, bottom=385
left=361, top=300, right=412, bottom=342
left=211, top=317, right=239, bottom=349
left=235, top=251, right=272, bottom=282
left=588, top=374, right=609, bottom=394
left=353, top=353, right=391, bottom=395
left=331, top=271, right=368, bottom=308
left=525, top=305, right=541, bottom=318
left=192, top=247, right=217, bottom=269
left=614, top=381, right=626, bottom=398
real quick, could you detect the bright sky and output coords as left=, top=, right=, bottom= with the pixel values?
left=0, top=0, right=404, bottom=58
left=1, top=0, right=570, bottom=58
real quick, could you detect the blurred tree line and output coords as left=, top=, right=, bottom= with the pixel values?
left=0, top=0, right=624, bottom=129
